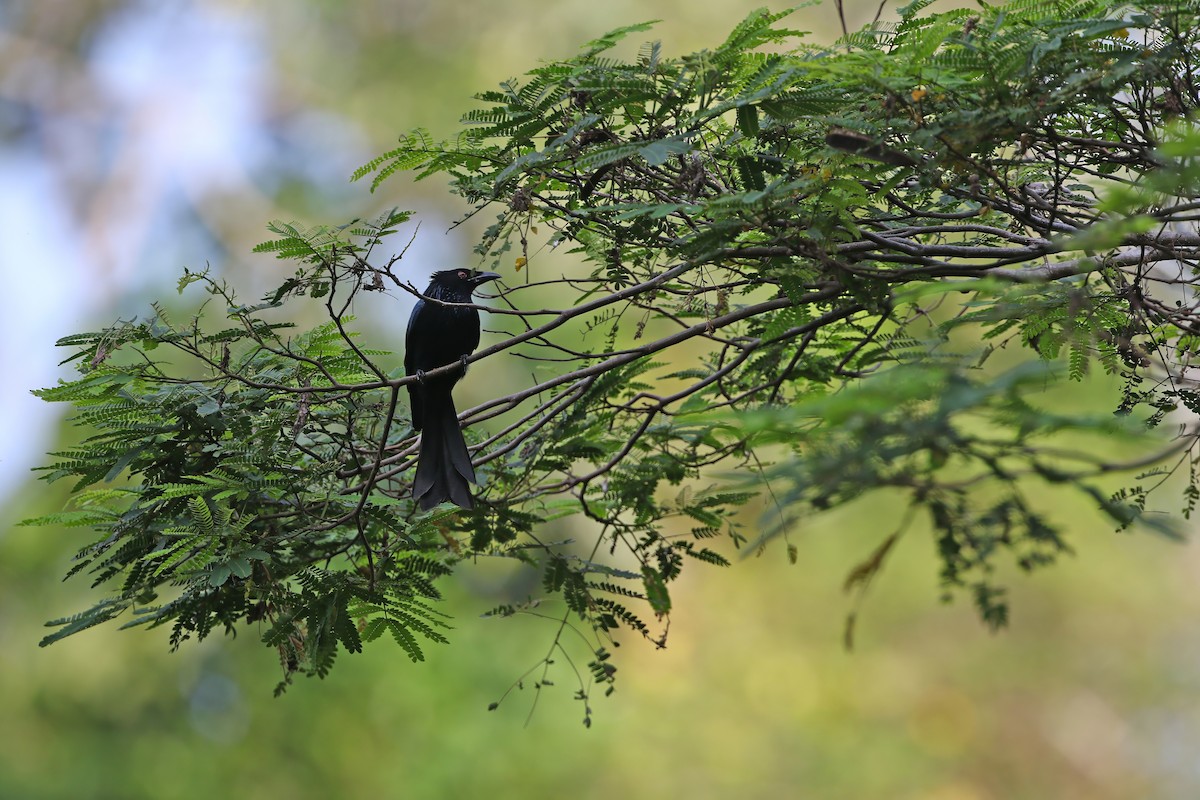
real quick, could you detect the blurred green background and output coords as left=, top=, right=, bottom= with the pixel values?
left=2, top=1, right=1199, bottom=798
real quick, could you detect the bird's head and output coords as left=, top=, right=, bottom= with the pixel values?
left=426, top=269, right=502, bottom=301
left=429, top=269, right=501, bottom=290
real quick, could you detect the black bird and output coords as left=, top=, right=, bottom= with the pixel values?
left=405, top=268, right=501, bottom=510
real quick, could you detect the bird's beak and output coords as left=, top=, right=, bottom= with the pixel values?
left=470, top=271, right=502, bottom=286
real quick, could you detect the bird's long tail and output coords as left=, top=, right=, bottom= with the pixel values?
left=413, top=388, right=476, bottom=510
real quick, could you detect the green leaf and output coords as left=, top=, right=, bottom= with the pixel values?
left=641, top=567, right=671, bottom=617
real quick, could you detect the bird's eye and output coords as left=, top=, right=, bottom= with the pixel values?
left=458, top=270, right=469, bottom=280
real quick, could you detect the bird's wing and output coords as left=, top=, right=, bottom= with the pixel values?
left=404, top=298, right=426, bottom=376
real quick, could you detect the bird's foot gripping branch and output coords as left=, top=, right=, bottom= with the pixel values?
left=26, top=0, right=1200, bottom=718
